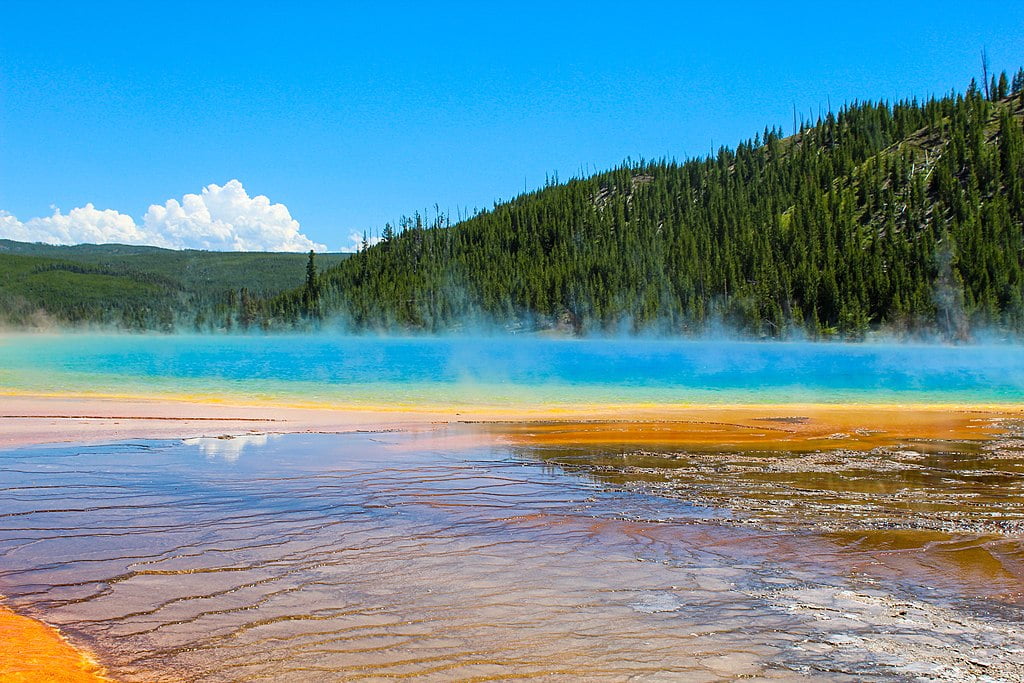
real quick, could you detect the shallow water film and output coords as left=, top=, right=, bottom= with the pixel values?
left=1, top=427, right=1022, bottom=681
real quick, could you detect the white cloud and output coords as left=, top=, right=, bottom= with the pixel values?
left=344, top=230, right=383, bottom=253
left=0, top=210, right=34, bottom=242
left=27, top=204, right=162, bottom=247
left=0, top=180, right=326, bottom=252
left=144, top=180, right=323, bottom=252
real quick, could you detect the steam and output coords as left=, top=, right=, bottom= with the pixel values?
left=933, top=242, right=970, bottom=343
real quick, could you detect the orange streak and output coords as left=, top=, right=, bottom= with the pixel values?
left=0, top=605, right=109, bottom=682
left=491, top=405, right=1022, bottom=451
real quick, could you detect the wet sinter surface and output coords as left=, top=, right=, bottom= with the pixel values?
left=0, top=428, right=1023, bottom=681
left=506, top=419, right=1024, bottom=606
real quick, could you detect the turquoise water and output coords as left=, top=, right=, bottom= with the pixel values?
left=2, top=334, right=1024, bottom=405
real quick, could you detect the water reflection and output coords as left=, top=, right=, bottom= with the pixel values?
left=183, top=434, right=277, bottom=462
left=0, top=431, right=1021, bottom=681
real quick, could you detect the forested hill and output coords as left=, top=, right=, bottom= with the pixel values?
left=0, top=242, right=347, bottom=330
left=274, top=71, right=1024, bottom=340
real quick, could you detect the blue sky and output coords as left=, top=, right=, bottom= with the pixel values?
left=1, top=1, right=1022, bottom=251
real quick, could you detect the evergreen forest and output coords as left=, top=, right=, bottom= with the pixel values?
left=277, top=70, right=1024, bottom=341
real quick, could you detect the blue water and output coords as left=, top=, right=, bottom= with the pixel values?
left=2, top=334, right=1024, bottom=405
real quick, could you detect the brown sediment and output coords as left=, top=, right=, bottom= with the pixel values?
left=825, top=529, right=1024, bottom=603
left=0, top=603, right=109, bottom=681
left=502, top=412, right=1024, bottom=607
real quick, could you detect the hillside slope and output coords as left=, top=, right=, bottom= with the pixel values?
left=290, top=75, right=1024, bottom=340
left=0, top=242, right=347, bottom=330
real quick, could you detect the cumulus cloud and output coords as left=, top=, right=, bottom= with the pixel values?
left=344, top=230, right=383, bottom=253
left=27, top=204, right=161, bottom=247
left=144, top=180, right=323, bottom=252
left=0, top=180, right=325, bottom=252
left=0, top=210, right=34, bottom=242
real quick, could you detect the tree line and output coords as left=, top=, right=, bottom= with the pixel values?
left=266, top=70, right=1024, bottom=340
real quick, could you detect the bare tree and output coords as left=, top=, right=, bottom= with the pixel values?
left=982, top=47, right=991, bottom=100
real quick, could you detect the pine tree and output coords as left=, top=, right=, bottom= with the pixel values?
left=998, top=71, right=1010, bottom=100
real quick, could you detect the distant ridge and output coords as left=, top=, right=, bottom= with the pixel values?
left=0, top=239, right=170, bottom=256
left=0, top=240, right=347, bottom=330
